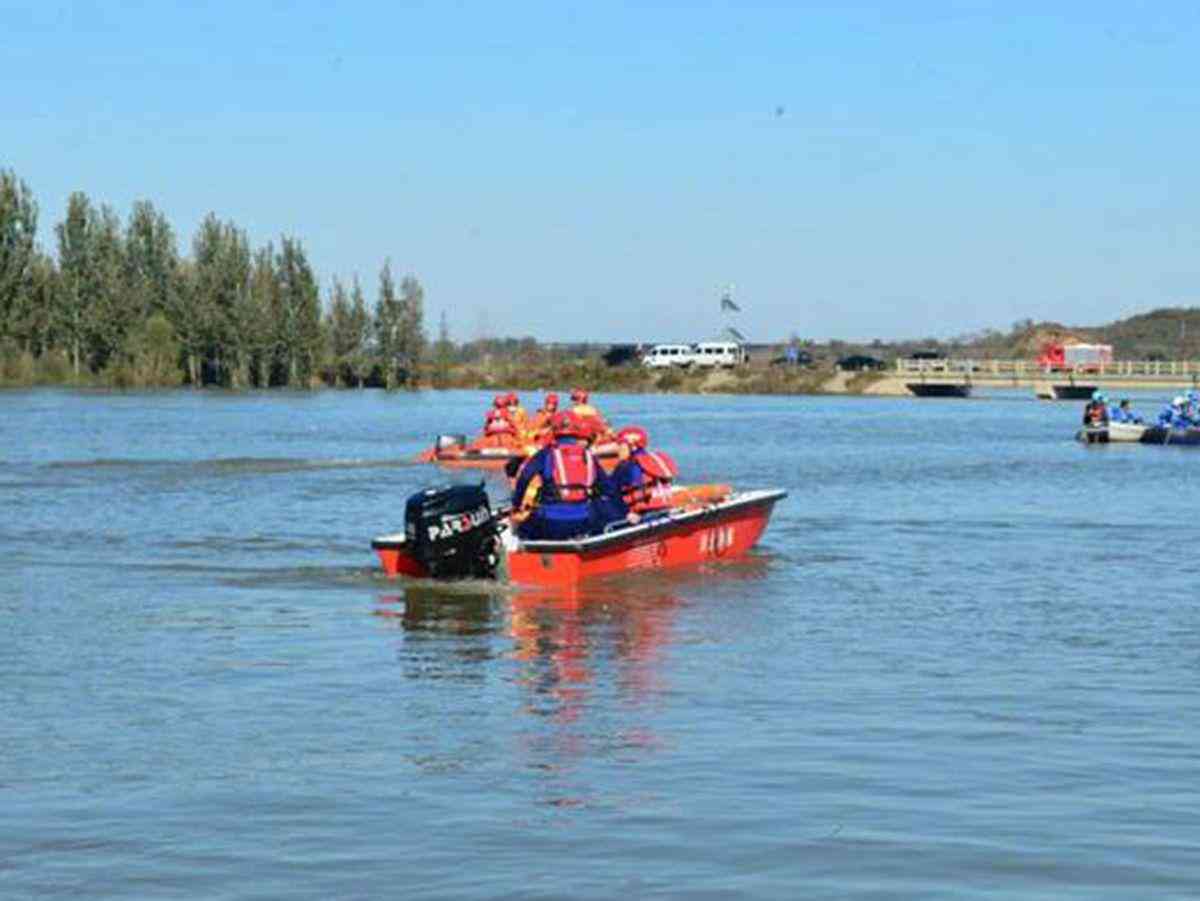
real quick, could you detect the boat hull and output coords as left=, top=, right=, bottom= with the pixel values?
left=1138, top=426, right=1200, bottom=446
left=1076, top=423, right=1146, bottom=444
left=372, top=489, right=786, bottom=587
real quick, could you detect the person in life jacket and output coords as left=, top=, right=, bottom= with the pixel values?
left=527, top=393, right=560, bottom=445
left=569, top=388, right=611, bottom=442
left=1082, top=391, right=1109, bottom=427
left=510, top=410, right=622, bottom=539
left=480, top=393, right=518, bottom=447
left=1156, top=396, right=1188, bottom=429
left=610, top=426, right=679, bottom=518
left=1185, top=389, right=1200, bottom=424
left=504, top=392, right=529, bottom=437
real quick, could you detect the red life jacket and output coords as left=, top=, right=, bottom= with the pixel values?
left=485, top=409, right=515, bottom=435
left=548, top=443, right=597, bottom=503
left=623, top=449, right=678, bottom=510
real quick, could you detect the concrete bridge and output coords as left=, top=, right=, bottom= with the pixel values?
left=875, top=358, right=1200, bottom=396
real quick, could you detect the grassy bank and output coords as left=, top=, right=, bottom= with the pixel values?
left=1, top=345, right=887, bottom=397
left=429, top=359, right=886, bottom=396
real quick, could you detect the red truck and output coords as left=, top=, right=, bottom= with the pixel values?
left=1037, top=342, right=1113, bottom=373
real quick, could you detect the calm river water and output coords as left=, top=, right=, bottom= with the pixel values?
left=3, top=388, right=1199, bottom=899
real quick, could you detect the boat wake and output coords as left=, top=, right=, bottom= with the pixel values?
left=44, top=456, right=422, bottom=476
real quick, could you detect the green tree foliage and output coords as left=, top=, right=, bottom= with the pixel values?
left=273, top=236, right=321, bottom=386
left=111, top=313, right=182, bottom=387
left=124, top=200, right=179, bottom=320
left=55, top=192, right=97, bottom=376
left=325, top=275, right=370, bottom=386
left=373, top=260, right=403, bottom=389
left=399, top=275, right=426, bottom=383
left=7, top=250, right=56, bottom=356
left=82, top=204, right=129, bottom=371
left=0, top=169, right=38, bottom=343
left=2, top=169, right=430, bottom=389
left=432, top=310, right=452, bottom=388
left=191, top=215, right=251, bottom=386
left=237, top=246, right=277, bottom=388
left=371, top=262, right=426, bottom=389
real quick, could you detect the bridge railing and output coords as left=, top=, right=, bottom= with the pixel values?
left=896, top=359, right=1200, bottom=377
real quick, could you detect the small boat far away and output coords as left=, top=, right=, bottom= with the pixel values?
left=906, top=382, right=971, bottom=398
left=416, top=434, right=620, bottom=473
left=1036, top=382, right=1097, bottom=401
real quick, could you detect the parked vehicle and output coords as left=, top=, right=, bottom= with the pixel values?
left=1037, top=342, right=1112, bottom=373
left=641, top=344, right=696, bottom=368
left=603, top=344, right=641, bottom=367
left=770, top=349, right=813, bottom=366
left=690, top=341, right=746, bottom=368
left=836, top=354, right=886, bottom=372
left=907, top=349, right=947, bottom=371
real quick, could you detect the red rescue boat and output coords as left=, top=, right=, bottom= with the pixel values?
left=371, top=488, right=786, bottom=588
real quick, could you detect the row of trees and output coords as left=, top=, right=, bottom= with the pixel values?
left=0, top=169, right=426, bottom=388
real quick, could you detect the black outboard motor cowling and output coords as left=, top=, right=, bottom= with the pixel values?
left=404, top=484, right=499, bottom=579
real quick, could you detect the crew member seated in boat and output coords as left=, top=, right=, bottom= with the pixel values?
left=1110, top=399, right=1143, bottom=424
left=504, top=392, right=529, bottom=437
left=527, top=393, right=560, bottom=445
left=610, top=426, right=679, bottom=518
left=1157, top=396, right=1190, bottom=429
left=510, top=411, right=622, bottom=540
left=479, top=394, right=518, bottom=448
left=569, top=388, right=612, bottom=442
left=1082, top=391, right=1109, bottom=427
left=1185, top=389, right=1200, bottom=423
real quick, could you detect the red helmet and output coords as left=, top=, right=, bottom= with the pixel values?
left=506, top=392, right=519, bottom=405
left=570, top=388, right=589, bottom=403
left=544, top=392, right=559, bottom=410
left=616, top=426, right=648, bottom=448
left=551, top=411, right=587, bottom=437
left=493, top=394, right=507, bottom=408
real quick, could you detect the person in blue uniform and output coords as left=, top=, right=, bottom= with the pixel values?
left=1157, top=396, right=1189, bottom=429
left=1109, top=398, right=1143, bottom=424
left=509, top=411, right=623, bottom=540
left=609, top=426, right=679, bottom=521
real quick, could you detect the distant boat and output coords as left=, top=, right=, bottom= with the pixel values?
left=906, top=382, right=971, bottom=398
left=1035, top=382, right=1096, bottom=401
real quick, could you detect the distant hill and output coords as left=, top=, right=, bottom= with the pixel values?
left=960, top=307, right=1200, bottom=360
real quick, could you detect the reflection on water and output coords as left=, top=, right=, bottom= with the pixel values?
left=372, top=575, right=697, bottom=767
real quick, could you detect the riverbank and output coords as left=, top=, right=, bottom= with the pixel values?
left=0, top=360, right=893, bottom=395
left=427, top=359, right=890, bottom=396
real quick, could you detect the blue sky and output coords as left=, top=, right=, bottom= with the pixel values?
left=4, top=1, right=1199, bottom=343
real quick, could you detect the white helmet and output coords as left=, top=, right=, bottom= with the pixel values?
left=1173, top=396, right=1187, bottom=407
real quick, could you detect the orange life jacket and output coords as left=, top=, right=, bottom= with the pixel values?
left=547, top=443, right=597, bottom=503
left=622, top=449, right=678, bottom=510
left=485, top=409, right=515, bottom=435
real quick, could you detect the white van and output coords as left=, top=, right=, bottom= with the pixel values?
left=641, top=344, right=696, bottom=368
left=690, top=341, right=746, bottom=368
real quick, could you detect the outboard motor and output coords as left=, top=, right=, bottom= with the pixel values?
left=435, top=434, right=466, bottom=451
left=404, top=484, right=499, bottom=579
